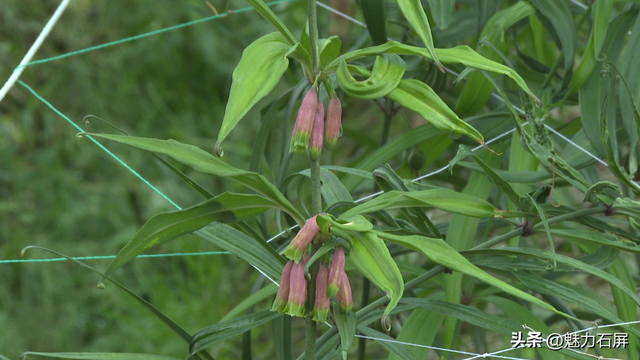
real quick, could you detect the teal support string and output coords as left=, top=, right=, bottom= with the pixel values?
left=0, top=251, right=228, bottom=264
left=17, top=80, right=182, bottom=210
left=14, top=0, right=294, bottom=71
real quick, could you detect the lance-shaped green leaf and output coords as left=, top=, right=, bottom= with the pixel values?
left=375, top=232, right=569, bottom=317
left=466, top=247, right=640, bottom=307
left=334, top=311, right=357, bottom=360
left=575, top=9, right=636, bottom=136
left=336, top=54, right=406, bottom=100
left=196, top=222, right=285, bottom=281
left=104, top=193, right=278, bottom=275
left=317, top=214, right=374, bottom=234
left=593, top=0, right=613, bottom=58
left=190, top=310, right=282, bottom=355
left=512, top=272, right=640, bottom=339
left=320, top=36, right=341, bottom=67
left=583, top=181, right=622, bottom=205
left=395, top=0, right=444, bottom=71
left=601, top=98, right=640, bottom=195
left=471, top=154, right=522, bottom=209
left=608, top=257, right=640, bottom=360
left=245, top=0, right=296, bottom=44
left=215, top=32, right=299, bottom=153
left=401, top=298, right=521, bottom=336
left=456, top=161, right=551, bottom=183
left=84, top=133, right=305, bottom=225
left=20, top=353, right=182, bottom=360
left=330, top=228, right=404, bottom=327
left=373, top=164, right=441, bottom=238
left=388, top=79, right=484, bottom=143
left=339, top=189, right=523, bottom=219
left=613, top=197, right=640, bottom=219
left=566, top=0, right=617, bottom=97
left=361, top=0, right=388, bottom=45
left=529, top=0, right=576, bottom=89
left=526, top=194, right=557, bottom=271
left=324, top=41, right=539, bottom=104
left=428, top=0, right=455, bottom=30
left=456, top=1, right=536, bottom=114
left=221, top=284, right=278, bottom=321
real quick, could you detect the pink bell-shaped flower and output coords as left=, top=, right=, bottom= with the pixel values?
left=290, top=87, right=318, bottom=153
left=271, top=260, right=294, bottom=313
left=324, top=95, right=342, bottom=150
left=309, top=102, right=325, bottom=160
left=337, top=272, right=353, bottom=313
left=281, top=215, right=319, bottom=263
left=312, top=262, right=330, bottom=322
left=285, top=259, right=308, bottom=317
left=328, top=246, right=345, bottom=297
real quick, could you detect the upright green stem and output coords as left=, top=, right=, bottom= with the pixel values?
left=310, top=158, right=322, bottom=215
left=306, top=1, right=321, bottom=353
left=308, top=0, right=321, bottom=76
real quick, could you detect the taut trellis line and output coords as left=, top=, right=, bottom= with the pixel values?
left=3, top=1, right=635, bottom=360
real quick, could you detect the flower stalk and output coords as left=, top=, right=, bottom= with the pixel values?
left=306, top=0, right=322, bottom=358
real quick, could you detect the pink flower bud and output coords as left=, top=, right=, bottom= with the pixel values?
left=290, top=87, right=318, bottom=154
left=328, top=246, right=345, bottom=297
left=281, top=215, right=319, bottom=263
left=271, top=260, right=294, bottom=313
left=285, top=260, right=308, bottom=317
left=309, top=102, right=325, bottom=160
left=312, top=262, right=331, bottom=322
left=324, top=96, right=342, bottom=150
left=337, top=272, right=353, bottom=313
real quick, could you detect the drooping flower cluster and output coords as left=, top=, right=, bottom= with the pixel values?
left=272, top=240, right=353, bottom=321
left=290, top=87, right=342, bottom=158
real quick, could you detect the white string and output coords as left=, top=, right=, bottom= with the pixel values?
left=317, top=1, right=366, bottom=27
left=572, top=320, right=640, bottom=335
left=570, top=0, right=589, bottom=10
left=0, top=0, right=73, bottom=105
left=544, top=125, right=609, bottom=167
left=354, top=335, right=482, bottom=357
left=250, top=264, right=278, bottom=285
left=462, top=321, right=640, bottom=360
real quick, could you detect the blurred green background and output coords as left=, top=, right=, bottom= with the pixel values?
left=0, top=0, right=325, bottom=358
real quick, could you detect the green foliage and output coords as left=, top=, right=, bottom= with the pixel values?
left=4, top=0, right=640, bottom=359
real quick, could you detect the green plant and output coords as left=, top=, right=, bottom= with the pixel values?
left=10, top=0, right=640, bottom=359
